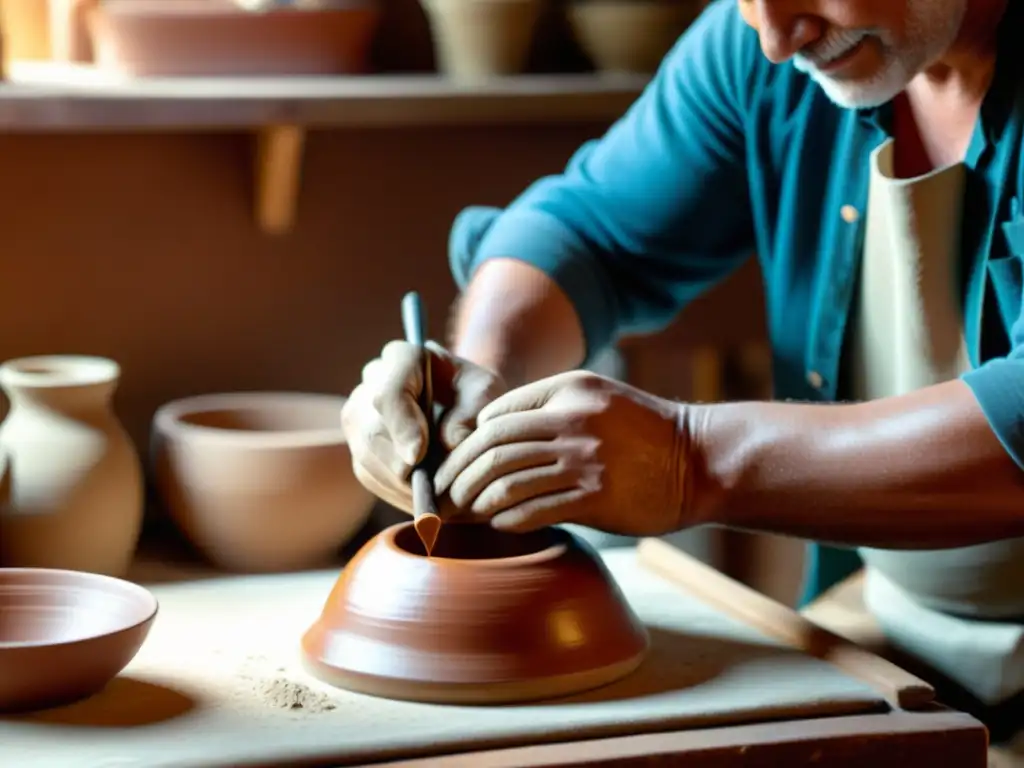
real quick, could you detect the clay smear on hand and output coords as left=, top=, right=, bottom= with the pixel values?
left=414, top=513, right=442, bottom=556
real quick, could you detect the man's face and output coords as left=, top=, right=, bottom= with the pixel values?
left=738, top=0, right=968, bottom=108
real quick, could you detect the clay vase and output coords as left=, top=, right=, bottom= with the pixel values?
left=151, top=392, right=376, bottom=572
left=567, top=0, right=704, bottom=74
left=419, top=0, right=542, bottom=82
left=302, top=521, right=649, bottom=704
left=0, top=355, right=144, bottom=577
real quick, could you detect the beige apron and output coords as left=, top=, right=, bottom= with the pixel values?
left=851, top=138, right=1024, bottom=705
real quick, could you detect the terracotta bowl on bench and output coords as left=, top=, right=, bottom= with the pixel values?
left=0, top=568, right=158, bottom=713
left=301, top=521, right=650, bottom=704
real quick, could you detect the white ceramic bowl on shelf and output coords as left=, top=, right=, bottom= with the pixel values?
left=151, top=391, right=376, bottom=572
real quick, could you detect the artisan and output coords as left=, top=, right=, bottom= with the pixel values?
left=344, top=0, right=1024, bottom=720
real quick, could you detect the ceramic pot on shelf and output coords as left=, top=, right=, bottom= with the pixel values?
left=419, top=0, right=543, bottom=82
left=0, top=355, right=144, bottom=577
left=0, top=0, right=52, bottom=65
left=567, top=0, right=705, bottom=74
left=88, top=0, right=382, bottom=77
left=48, top=0, right=95, bottom=63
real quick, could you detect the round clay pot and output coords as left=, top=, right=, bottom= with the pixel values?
left=151, top=392, right=376, bottom=573
left=859, top=539, right=1024, bottom=619
left=567, top=0, right=704, bottom=74
left=419, top=0, right=542, bottom=82
left=302, top=521, right=649, bottom=704
left=0, top=567, right=157, bottom=713
left=88, top=0, right=381, bottom=77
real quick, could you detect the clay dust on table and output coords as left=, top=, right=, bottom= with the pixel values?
left=254, top=678, right=337, bottom=713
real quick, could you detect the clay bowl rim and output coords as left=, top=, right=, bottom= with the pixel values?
left=0, top=568, right=159, bottom=651
left=0, top=355, right=120, bottom=390
left=153, top=391, right=350, bottom=450
left=99, top=0, right=377, bottom=16
left=381, top=520, right=573, bottom=569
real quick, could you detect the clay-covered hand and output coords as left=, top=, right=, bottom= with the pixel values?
left=341, top=340, right=507, bottom=514
left=433, top=371, right=690, bottom=535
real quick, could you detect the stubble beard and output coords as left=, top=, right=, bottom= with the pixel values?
left=792, top=0, right=968, bottom=110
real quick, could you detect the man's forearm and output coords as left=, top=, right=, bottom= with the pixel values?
left=690, top=379, right=1024, bottom=548
left=449, top=258, right=587, bottom=388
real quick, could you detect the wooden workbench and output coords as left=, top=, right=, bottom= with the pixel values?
left=0, top=546, right=991, bottom=767
left=803, top=571, right=1023, bottom=767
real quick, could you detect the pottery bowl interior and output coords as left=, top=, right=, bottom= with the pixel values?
left=152, top=392, right=376, bottom=572
left=302, top=521, right=650, bottom=704
left=0, top=568, right=158, bottom=713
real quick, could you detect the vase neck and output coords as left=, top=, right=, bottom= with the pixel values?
left=4, top=380, right=116, bottom=417
left=0, top=356, right=120, bottom=419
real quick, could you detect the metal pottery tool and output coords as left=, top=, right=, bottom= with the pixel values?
left=401, top=291, right=443, bottom=555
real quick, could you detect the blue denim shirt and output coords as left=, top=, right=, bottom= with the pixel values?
left=447, top=0, right=1024, bottom=606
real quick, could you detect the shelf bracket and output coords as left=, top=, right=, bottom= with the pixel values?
left=254, top=123, right=306, bottom=235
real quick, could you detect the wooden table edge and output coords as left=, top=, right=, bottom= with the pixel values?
left=362, top=708, right=987, bottom=768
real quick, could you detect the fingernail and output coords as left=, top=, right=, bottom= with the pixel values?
left=444, top=424, right=471, bottom=449
left=404, top=441, right=421, bottom=466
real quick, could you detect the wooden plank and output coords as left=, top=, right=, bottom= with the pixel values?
left=368, top=710, right=987, bottom=768
left=636, top=538, right=936, bottom=710
left=254, top=123, right=305, bottom=235
left=0, top=63, right=649, bottom=130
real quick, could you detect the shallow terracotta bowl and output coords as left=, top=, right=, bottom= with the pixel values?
left=302, top=522, right=649, bottom=704
left=0, top=568, right=158, bottom=713
left=152, top=392, right=376, bottom=572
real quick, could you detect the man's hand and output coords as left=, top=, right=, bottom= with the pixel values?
left=341, top=340, right=506, bottom=514
left=433, top=371, right=691, bottom=535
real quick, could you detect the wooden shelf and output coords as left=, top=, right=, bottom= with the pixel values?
left=0, top=62, right=649, bottom=130
left=0, top=62, right=649, bottom=235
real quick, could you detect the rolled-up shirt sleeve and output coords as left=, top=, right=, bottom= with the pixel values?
left=963, top=299, right=1024, bottom=471
left=448, top=0, right=760, bottom=362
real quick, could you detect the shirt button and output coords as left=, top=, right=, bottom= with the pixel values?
left=807, top=370, right=824, bottom=389
left=840, top=204, right=860, bottom=223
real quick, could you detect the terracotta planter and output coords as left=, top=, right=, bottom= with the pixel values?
left=89, top=0, right=381, bottom=77
left=302, top=521, right=649, bottom=704
left=567, top=0, right=704, bottom=74
left=151, top=392, right=376, bottom=573
left=0, top=355, right=144, bottom=577
left=419, top=0, right=542, bottom=81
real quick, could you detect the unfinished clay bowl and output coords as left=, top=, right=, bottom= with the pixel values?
left=152, top=392, right=376, bottom=573
left=302, top=521, right=649, bottom=704
left=88, top=0, right=381, bottom=77
left=0, top=568, right=157, bottom=713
